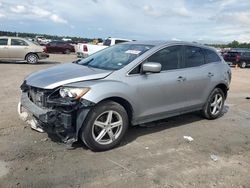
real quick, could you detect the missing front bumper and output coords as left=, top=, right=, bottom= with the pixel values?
left=18, top=92, right=91, bottom=145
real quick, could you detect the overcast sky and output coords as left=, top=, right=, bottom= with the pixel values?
left=0, top=0, right=250, bottom=42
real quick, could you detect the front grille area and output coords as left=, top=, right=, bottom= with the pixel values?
left=27, top=87, right=53, bottom=108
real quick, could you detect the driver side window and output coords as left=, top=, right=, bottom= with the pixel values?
left=147, top=45, right=182, bottom=71
left=129, top=45, right=182, bottom=75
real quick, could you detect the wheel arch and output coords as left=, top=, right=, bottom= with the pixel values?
left=215, top=83, right=228, bottom=99
left=76, top=96, right=134, bottom=139
left=97, top=96, right=134, bottom=124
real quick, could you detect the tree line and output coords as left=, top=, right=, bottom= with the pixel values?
left=209, top=40, right=250, bottom=49
left=0, top=30, right=101, bottom=43
left=1, top=31, right=250, bottom=48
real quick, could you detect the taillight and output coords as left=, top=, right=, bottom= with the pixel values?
left=83, top=45, right=88, bottom=52
left=236, top=54, right=240, bottom=62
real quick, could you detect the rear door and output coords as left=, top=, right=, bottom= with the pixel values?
left=9, top=38, right=29, bottom=59
left=0, top=38, right=9, bottom=59
left=223, top=52, right=238, bottom=62
left=181, top=46, right=213, bottom=108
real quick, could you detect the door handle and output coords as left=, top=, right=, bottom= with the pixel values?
left=177, top=76, right=186, bottom=82
left=208, top=72, right=214, bottom=77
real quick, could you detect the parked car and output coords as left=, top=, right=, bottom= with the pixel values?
left=35, top=36, right=51, bottom=45
left=223, top=48, right=250, bottom=68
left=18, top=41, right=231, bottom=151
left=45, top=41, right=75, bottom=54
left=76, top=37, right=132, bottom=58
left=0, top=36, right=49, bottom=64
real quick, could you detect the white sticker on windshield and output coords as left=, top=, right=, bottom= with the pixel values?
left=125, top=50, right=141, bottom=55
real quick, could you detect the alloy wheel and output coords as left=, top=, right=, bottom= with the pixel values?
left=92, top=110, right=123, bottom=145
left=210, top=93, right=223, bottom=115
left=241, top=62, right=246, bottom=68
left=27, top=54, right=38, bottom=64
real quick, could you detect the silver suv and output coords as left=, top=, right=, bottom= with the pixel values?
left=19, top=41, right=231, bottom=151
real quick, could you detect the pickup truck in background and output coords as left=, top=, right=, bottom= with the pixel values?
left=76, top=37, right=132, bottom=58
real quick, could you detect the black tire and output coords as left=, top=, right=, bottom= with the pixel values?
left=80, top=101, right=129, bottom=151
left=26, top=53, right=38, bottom=64
left=202, top=88, right=225, bottom=120
left=240, top=61, right=247, bottom=68
left=64, top=49, right=71, bottom=54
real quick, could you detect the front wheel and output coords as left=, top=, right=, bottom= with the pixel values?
left=80, top=101, right=129, bottom=151
left=202, top=88, right=225, bottom=119
left=26, top=53, right=38, bottom=64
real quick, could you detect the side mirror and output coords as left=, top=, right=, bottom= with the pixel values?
left=142, top=62, right=162, bottom=73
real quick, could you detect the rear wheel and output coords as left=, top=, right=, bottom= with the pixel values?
left=80, top=101, right=129, bottom=151
left=202, top=88, right=225, bottom=119
left=26, top=53, right=38, bottom=64
left=240, top=61, right=247, bottom=68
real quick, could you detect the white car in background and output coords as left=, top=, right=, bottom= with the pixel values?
left=0, top=36, right=49, bottom=64
left=76, top=37, right=132, bottom=58
left=35, top=36, right=51, bottom=45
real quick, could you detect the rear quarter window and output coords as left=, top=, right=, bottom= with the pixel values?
left=103, top=39, right=111, bottom=46
left=115, top=40, right=128, bottom=44
left=204, top=49, right=221, bottom=63
left=11, top=39, right=28, bottom=46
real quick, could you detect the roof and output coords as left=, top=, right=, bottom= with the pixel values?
left=125, top=40, right=211, bottom=48
left=0, top=36, right=28, bottom=40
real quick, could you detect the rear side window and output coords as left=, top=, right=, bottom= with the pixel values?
left=49, top=41, right=57, bottom=45
left=147, top=45, right=182, bottom=71
left=204, top=49, right=221, bottom=63
left=115, top=40, right=128, bottom=44
left=103, top=39, right=111, bottom=46
left=184, top=46, right=205, bottom=68
left=11, top=39, right=28, bottom=46
left=0, top=38, right=8, bottom=45
left=225, top=52, right=238, bottom=57
left=243, top=52, right=250, bottom=57
left=56, top=41, right=64, bottom=45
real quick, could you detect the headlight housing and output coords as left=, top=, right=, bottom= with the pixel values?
left=59, top=87, right=90, bottom=100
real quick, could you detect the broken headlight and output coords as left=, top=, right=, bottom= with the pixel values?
left=59, top=87, right=90, bottom=100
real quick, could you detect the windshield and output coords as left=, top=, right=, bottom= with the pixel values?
left=78, top=44, right=153, bottom=70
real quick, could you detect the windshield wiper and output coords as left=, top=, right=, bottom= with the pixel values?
left=84, top=58, right=94, bottom=65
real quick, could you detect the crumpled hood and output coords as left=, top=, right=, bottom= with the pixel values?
left=25, top=63, right=113, bottom=89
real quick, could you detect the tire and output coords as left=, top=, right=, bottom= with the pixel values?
left=64, top=49, right=71, bottom=54
left=240, top=61, right=247, bottom=68
left=26, top=53, right=38, bottom=64
left=80, top=101, right=129, bottom=151
left=202, top=88, right=225, bottom=120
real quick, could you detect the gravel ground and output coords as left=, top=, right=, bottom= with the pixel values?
left=0, top=54, right=250, bottom=188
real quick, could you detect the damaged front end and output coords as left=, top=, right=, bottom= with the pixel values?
left=18, top=81, right=95, bottom=145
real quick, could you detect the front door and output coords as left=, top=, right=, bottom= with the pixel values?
left=125, top=45, right=188, bottom=123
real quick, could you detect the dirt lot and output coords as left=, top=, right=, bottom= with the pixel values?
left=0, top=54, right=250, bottom=188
